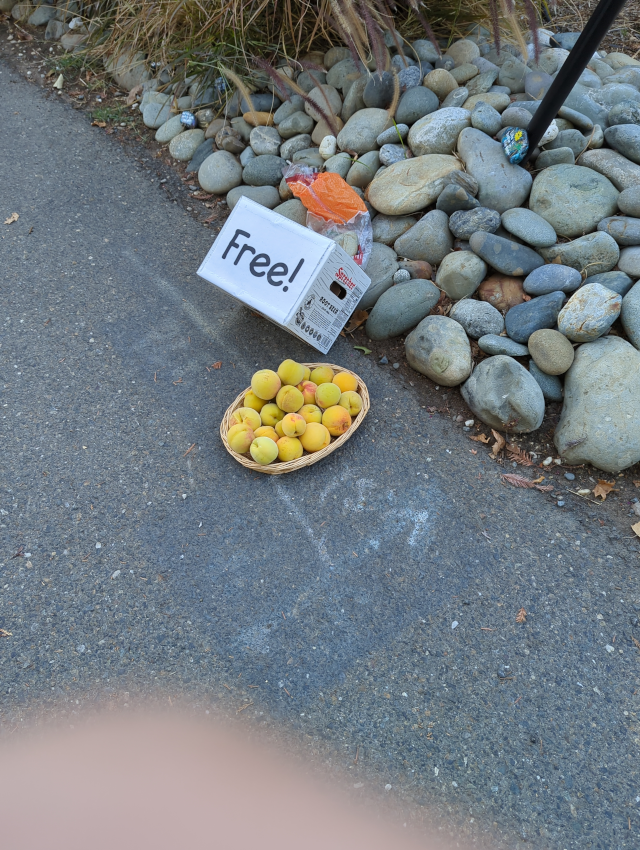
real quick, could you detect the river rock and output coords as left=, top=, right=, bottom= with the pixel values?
left=469, top=232, right=544, bottom=276
left=405, top=316, right=472, bottom=386
left=528, top=164, right=619, bottom=238
left=587, top=270, right=634, bottom=295
left=366, top=279, right=441, bottom=339
left=412, top=39, right=439, bottom=63
left=577, top=149, right=640, bottom=190
left=621, top=280, right=640, bottom=348
left=528, top=362, right=563, bottom=402
left=326, top=58, right=361, bottom=93
left=528, top=328, right=575, bottom=375
left=324, top=46, right=350, bottom=68
left=423, top=69, right=458, bottom=101
left=346, top=151, right=380, bottom=189
left=435, top=184, right=479, bottom=214
left=597, top=215, right=640, bottom=245
left=501, top=208, right=557, bottom=248
left=292, top=148, right=323, bottom=168
left=461, top=355, right=545, bottom=433
left=505, top=291, right=567, bottom=343
left=450, top=63, right=478, bottom=85
left=168, top=129, right=205, bottom=161
left=435, top=251, right=487, bottom=299
left=470, top=101, right=502, bottom=135
left=304, top=84, right=342, bottom=122
left=477, top=275, right=526, bottom=311
left=536, top=148, right=576, bottom=168
left=604, top=123, right=640, bottom=164
left=457, top=128, right=532, bottom=213
left=463, top=93, right=511, bottom=112
left=449, top=207, right=500, bottom=239
left=273, top=198, right=307, bottom=225
left=394, top=210, right=452, bottom=264
left=198, top=151, right=243, bottom=194
left=155, top=114, right=184, bottom=144
left=358, top=243, right=399, bottom=310
left=187, top=140, right=215, bottom=173
left=226, top=185, right=280, bottom=210
left=447, top=39, right=480, bottom=65
left=337, top=108, right=391, bottom=154
left=544, top=129, right=589, bottom=158
left=478, top=335, right=529, bottom=356
left=372, top=214, right=418, bottom=246
left=377, top=125, right=409, bottom=145
left=379, top=144, right=411, bottom=166
left=563, top=83, right=609, bottom=128
left=618, top=246, right=640, bottom=277
left=557, top=283, right=622, bottom=342
left=523, top=264, right=582, bottom=295
left=277, top=112, right=314, bottom=140
left=142, top=100, right=172, bottom=129
left=500, top=106, right=532, bottom=130
left=242, top=155, right=286, bottom=186
left=525, top=69, right=553, bottom=99
left=367, top=154, right=462, bottom=215
left=466, top=69, right=499, bottom=96
left=273, top=97, right=305, bottom=124
left=539, top=232, right=620, bottom=276
left=608, top=100, right=640, bottom=126
left=363, top=72, right=395, bottom=109
left=280, top=134, right=312, bottom=160
left=29, top=5, right=56, bottom=26
left=407, top=108, right=471, bottom=155
left=498, top=57, right=528, bottom=93
left=395, top=87, right=439, bottom=125
left=247, top=125, right=280, bottom=155
left=618, top=184, right=640, bottom=215
left=449, top=299, right=504, bottom=338
left=554, top=337, right=640, bottom=471
left=323, top=151, right=352, bottom=178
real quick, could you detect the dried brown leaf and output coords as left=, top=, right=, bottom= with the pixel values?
left=491, top=429, right=506, bottom=457
left=515, top=607, right=527, bottom=624
left=506, top=443, right=534, bottom=466
left=344, top=309, right=368, bottom=334
left=92, top=120, right=107, bottom=128
left=126, top=83, right=143, bottom=105
left=633, top=480, right=640, bottom=488
left=632, top=520, right=640, bottom=539
left=593, top=480, right=615, bottom=501
left=534, top=483, right=554, bottom=492
left=211, top=361, right=222, bottom=369
left=501, top=473, right=536, bottom=488
left=469, top=434, right=490, bottom=443
left=4, top=212, right=19, bottom=225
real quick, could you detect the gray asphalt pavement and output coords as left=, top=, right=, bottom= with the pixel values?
left=2, top=55, right=640, bottom=850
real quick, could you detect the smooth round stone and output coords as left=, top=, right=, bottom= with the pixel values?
left=198, top=150, right=243, bottom=194
left=557, top=105, right=594, bottom=133
left=249, top=125, right=281, bottom=155
left=226, top=185, right=280, bottom=210
left=273, top=97, right=305, bottom=124
left=142, top=100, right=172, bottom=129
left=273, top=198, right=307, bottom=225
left=363, top=71, right=395, bottom=109
left=324, top=46, right=351, bottom=68
left=395, top=87, right=439, bottom=125
left=618, top=185, right=640, bottom=216
left=366, top=279, right=441, bottom=340
left=187, top=139, right=215, bottom=173
left=216, top=127, right=245, bottom=154
left=372, top=214, right=418, bottom=246
left=155, top=114, right=184, bottom=144
left=398, top=260, right=433, bottom=279
left=557, top=283, right=622, bottom=342
left=608, top=100, right=640, bottom=126
left=346, top=150, right=380, bottom=189
left=598, top=215, right=640, bottom=246
left=358, top=243, right=399, bottom=311
left=588, top=270, right=634, bottom=296
left=478, top=334, right=529, bottom=357
left=242, top=155, right=286, bottom=187
left=525, top=69, right=553, bottom=99
left=545, top=129, right=589, bottom=158
left=498, top=58, right=528, bottom=93
left=279, top=134, right=312, bottom=160
left=435, top=184, right=480, bottom=214
left=604, top=124, right=640, bottom=164
left=393, top=269, right=412, bottom=283
left=304, top=84, right=342, bottom=121
left=449, top=207, right=500, bottom=239
left=617, top=243, right=640, bottom=279
left=466, top=70, right=499, bottom=96
left=463, top=93, right=511, bottom=112
left=405, top=316, right=472, bottom=386
left=457, top=128, right=532, bottom=213
left=478, top=275, right=526, bottom=311
left=323, top=151, right=352, bottom=178
left=423, top=69, right=458, bottom=100
left=447, top=171, right=479, bottom=196
left=447, top=39, right=480, bottom=65
left=319, top=135, right=337, bottom=159
left=535, top=147, right=575, bottom=168
left=528, top=328, right=575, bottom=375
left=337, top=108, right=391, bottom=155
left=441, top=87, right=469, bottom=110
left=377, top=125, right=409, bottom=145
left=326, top=58, right=361, bottom=92
left=505, top=291, right=567, bottom=343
left=540, top=232, right=620, bottom=277
left=461, top=355, right=545, bottom=433
left=277, top=112, right=314, bottom=140
left=529, top=164, right=619, bottom=239
left=379, top=144, right=410, bottom=166
left=367, top=154, right=462, bottom=215
left=529, top=361, right=564, bottom=402
left=500, top=208, right=556, bottom=249
left=29, top=5, right=57, bottom=25
left=578, top=148, right=640, bottom=191
left=469, top=232, right=544, bottom=276
left=394, top=210, right=452, bottom=264
left=407, top=107, right=471, bottom=156
left=523, top=264, right=582, bottom=295
left=435, top=251, right=487, bottom=299
left=500, top=106, right=532, bottom=130
left=412, top=39, right=439, bottom=63
left=621, top=280, right=640, bottom=348
left=470, top=101, right=502, bottom=136
left=340, top=76, right=366, bottom=121
left=399, top=65, right=422, bottom=91
left=450, top=63, right=479, bottom=85
left=312, top=116, right=343, bottom=145
left=449, top=299, right=504, bottom=338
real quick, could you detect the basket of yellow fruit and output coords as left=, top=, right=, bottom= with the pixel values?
left=220, top=360, right=370, bottom=474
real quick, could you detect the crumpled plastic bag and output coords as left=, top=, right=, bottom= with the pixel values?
left=283, top=164, right=373, bottom=268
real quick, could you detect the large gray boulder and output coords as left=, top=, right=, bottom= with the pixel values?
left=457, top=127, right=532, bottom=213
left=461, top=356, right=546, bottom=434
left=405, top=316, right=472, bottom=386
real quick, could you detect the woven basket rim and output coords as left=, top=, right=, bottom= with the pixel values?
left=220, top=362, right=370, bottom=475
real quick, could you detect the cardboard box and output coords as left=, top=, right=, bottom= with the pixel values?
left=197, top=197, right=370, bottom=354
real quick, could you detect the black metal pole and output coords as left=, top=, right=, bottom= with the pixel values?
left=523, top=0, right=628, bottom=162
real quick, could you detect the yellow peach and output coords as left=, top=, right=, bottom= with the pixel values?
left=282, top=413, right=307, bottom=437
left=250, top=436, right=279, bottom=464
left=261, top=403, right=285, bottom=427
left=227, top=422, right=254, bottom=453
left=310, top=365, right=334, bottom=385
left=254, top=425, right=279, bottom=442
left=276, top=385, right=304, bottom=413
left=322, top=405, right=352, bottom=436
left=275, top=419, right=285, bottom=437
left=315, top=382, right=341, bottom=409
left=251, top=369, right=281, bottom=400
left=231, top=406, right=262, bottom=431
left=339, top=390, right=362, bottom=417
left=277, top=359, right=305, bottom=387
left=277, top=436, right=303, bottom=461
left=299, top=422, right=331, bottom=452
left=301, top=366, right=311, bottom=381
left=332, top=371, right=358, bottom=393
left=299, top=404, right=322, bottom=424
left=297, top=380, right=318, bottom=405
left=244, top=390, right=266, bottom=412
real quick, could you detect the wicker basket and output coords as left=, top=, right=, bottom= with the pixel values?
left=220, top=362, right=370, bottom=475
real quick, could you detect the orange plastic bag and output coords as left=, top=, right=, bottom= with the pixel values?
left=286, top=170, right=367, bottom=224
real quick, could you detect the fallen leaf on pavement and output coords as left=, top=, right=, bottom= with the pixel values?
left=632, top=521, right=640, bottom=539
left=593, top=480, right=615, bottom=501
left=469, top=433, right=490, bottom=443
left=4, top=212, right=19, bottom=225
left=515, top=608, right=527, bottom=623
left=0, top=628, right=12, bottom=637
left=126, top=84, right=143, bottom=105
left=531, top=476, right=545, bottom=484
left=92, top=120, right=107, bottom=128
left=633, top=480, right=640, bottom=488
left=501, top=474, right=554, bottom=492
left=354, top=346, right=371, bottom=355
left=211, top=361, right=222, bottom=369
left=491, top=429, right=506, bottom=457
left=507, top=443, right=534, bottom=466
left=344, top=310, right=368, bottom=333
